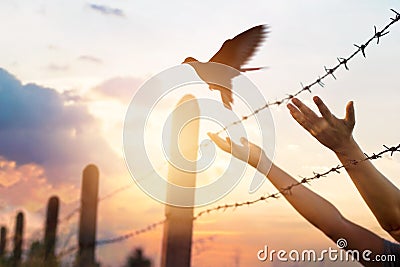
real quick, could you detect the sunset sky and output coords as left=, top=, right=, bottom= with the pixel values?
left=0, top=1, right=399, bottom=266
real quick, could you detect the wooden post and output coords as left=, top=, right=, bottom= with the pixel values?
left=0, top=226, right=6, bottom=258
left=44, top=196, right=59, bottom=265
left=77, top=164, right=99, bottom=267
left=161, top=95, right=199, bottom=267
left=12, top=211, right=24, bottom=267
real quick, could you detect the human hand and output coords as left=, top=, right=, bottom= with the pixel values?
left=207, top=132, right=271, bottom=175
left=287, top=96, right=356, bottom=154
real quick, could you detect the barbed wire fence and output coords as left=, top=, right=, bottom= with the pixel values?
left=54, top=143, right=398, bottom=259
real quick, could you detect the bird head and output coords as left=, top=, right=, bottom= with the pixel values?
left=182, top=57, right=198, bottom=64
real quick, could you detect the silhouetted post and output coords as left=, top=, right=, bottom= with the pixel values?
left=44, top=196, right=59, bottom=266
left=12, top=212, right=24, bottom=267
left=77, top=164, right=99, bottom=267
left=161, top=95, right=199, bottom=267
left=0, top=226, right=6, bottom=258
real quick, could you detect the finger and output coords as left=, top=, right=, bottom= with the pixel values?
left=291, top=98, right=319, bottom=121
left=287, top=103, right=314, bottom=131
left=227, top=137, right=247, bottom=159
left=345, top=101, right=355, bottom=128
left=225, top=137, right=232, bottom=147
left=313, top=96, right=334, bottom=123
left=207, top=132, right=230, bottom=152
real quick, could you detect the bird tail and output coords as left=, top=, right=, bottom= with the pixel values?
left=240, top=66, right=268, bottom=72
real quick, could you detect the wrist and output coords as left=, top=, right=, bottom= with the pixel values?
left=334, top=137, right=364, bottom=160
left=257, top=154, right=272, bottom=175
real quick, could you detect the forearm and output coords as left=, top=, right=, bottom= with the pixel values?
left=264, top=163, right=345, bottom=238
left=335, top=138, right=400, bottom=235
left=264, top=163, right=385, bottom=266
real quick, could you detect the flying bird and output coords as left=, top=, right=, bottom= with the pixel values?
left=182, top=25, right=268, bottom=109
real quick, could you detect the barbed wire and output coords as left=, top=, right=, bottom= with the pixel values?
left=57, top=219, right=166, bottom=259
left=95, top=219, right=166, bottom=246
left=193, top=144, right=400, bottom=219
left=58, top=233, right=216, bottom=260
left=213, top=9, right=400, bottom=135
left=78, top=144, right=399, bottom=250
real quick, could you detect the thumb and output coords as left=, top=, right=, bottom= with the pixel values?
left=240, top=137, right=248, bottom=145
left=344, top=101, right=355, bottom=127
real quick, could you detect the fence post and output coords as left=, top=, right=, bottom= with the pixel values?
left=0, top=226, right=6, bottom=258
left=161, top=95, right=199, bottom=267
left=44, top=196, right=59, bottom=266
left=12, top=211, right=24, bottom=267
left=77, top=164, right=99, bottom=267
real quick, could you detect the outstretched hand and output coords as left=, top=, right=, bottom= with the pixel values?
left=287, top=96, right=356, bottom=154
left=207, top=133, right=270, bottom=175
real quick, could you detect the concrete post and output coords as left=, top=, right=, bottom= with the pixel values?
left=161, top=95, right=199, bottom=267
left=12, top=211, right=24, bottom=267
left=44, top=196, right=59, bottom=265
left=77, top=164, right=99, bottom=267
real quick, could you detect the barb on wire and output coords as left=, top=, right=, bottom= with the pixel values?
left=193, top=144, right=400, bottom=219
left=390, top=9, right=400, bottom=21
left=213, top=10, right=399, bottom=135
left=337, top=57, right=349, bottom=70
left=374, top=25, right=390, bottom=44
left=324, top=66, right=337, bottom=79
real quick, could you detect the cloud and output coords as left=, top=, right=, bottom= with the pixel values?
left=62, top=89, right=85, bottom=103
left=92, top=76, right=145, bottom=104
left=89, top=3, right=125, bottom=17
left=0, top=68, right=117, bottom=184
left=0, top=157, right=81, bottom=236
left=78, top=55, right=103, bottom=64
left=46, top=63, right=69, bottom=72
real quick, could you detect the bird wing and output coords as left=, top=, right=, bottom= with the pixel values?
left=209, top=25, right=268, bottom=70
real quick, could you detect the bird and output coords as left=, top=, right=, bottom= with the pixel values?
left=182, top=24, right=268, bottom=109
